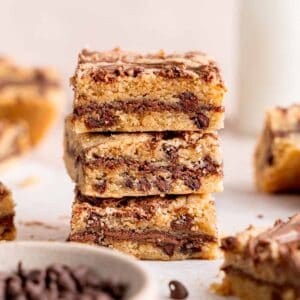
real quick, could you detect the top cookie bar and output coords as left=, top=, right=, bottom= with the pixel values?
left=71, top=48, right=226, bottom=133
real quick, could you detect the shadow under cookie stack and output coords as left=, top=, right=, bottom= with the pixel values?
left=64, top=48, right=226, bottom=260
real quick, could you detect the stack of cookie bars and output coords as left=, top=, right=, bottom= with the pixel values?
left=65, top=48, right=226, bottom=260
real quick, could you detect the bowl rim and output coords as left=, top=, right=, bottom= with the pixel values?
left=0, top=240, right=156, bottom=300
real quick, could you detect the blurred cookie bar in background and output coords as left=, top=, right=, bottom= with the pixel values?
left=0, top=182, right=16, bottom=240
left=0, top=119, right=30, bottom=171
left=0, top=56, right=64, bottom=145
left=254, top=104, right=300, bottom=193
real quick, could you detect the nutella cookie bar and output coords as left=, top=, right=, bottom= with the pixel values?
left=0, top=119, right=30, bottom=170
left=64, top=116, right=223, bottom=198
left=255, top=105, right=300, bottom=193
left=71, top=48, right=226, bottom=133
left=0, top=57, right=64, bottom=145
left=0, top=182, right=16, bottom=240
left=69, top=191, right=218, bottom=260
left=220, top=214, right=300, bottom=300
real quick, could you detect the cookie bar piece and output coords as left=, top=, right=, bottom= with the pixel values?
left=0, top=56, right=64, bottom=145
left=69, top=191, right=218, bottom=260
left=0, top=119, right=30, bottom=170
left=64, top=116, right=223, bottom=198
left=220, top=214, right=300, bottom=300
left=71, top=48, right=226, bottom=133
left=255, top=105, right=300, bottom=193
left=0, top=182, right=16, bottom=240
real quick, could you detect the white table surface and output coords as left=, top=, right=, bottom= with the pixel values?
left=1, top=124, right=299, bottom=300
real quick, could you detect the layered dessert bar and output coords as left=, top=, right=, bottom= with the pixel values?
left=71, top=48, right=226, bottom=133
left=69, top=191, right=218, bottom=260
left=0, top=182, right=16, bottom=240
left=0, top=56, right=64, bottom=145
left=0, top=119, right=30, bottom=170
left=220, top=214, right=300, bottom=300
left=255, top=105, right=300, bottom=193
left=64, top=116, right=223, bottom=198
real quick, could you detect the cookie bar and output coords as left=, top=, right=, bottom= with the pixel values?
left=254, top=105, right=300, bottom=193
left=0, top=56, right=64, bottom=145
left=64, top=116, right=223, bottom=198
left=71, top=48, right=226, bottom=133
left=220, top=214, right=300, bottom=300
left=0, top=182, right=16, bottom=240
left=69, top=191, right=218, bottom=260
left=0, top=119, right=30, bottom=170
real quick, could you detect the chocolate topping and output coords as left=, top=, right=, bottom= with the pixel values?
left=74, top=93, right=224, bottom=129
left=77, top=48, right=224, bottom=86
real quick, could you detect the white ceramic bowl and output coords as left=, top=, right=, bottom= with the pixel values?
left=0, top=241, right=156, bottom=300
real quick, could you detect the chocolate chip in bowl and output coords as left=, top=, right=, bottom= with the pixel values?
left=0, top=241, right=156, bottom=300
left=1, top=262, right=127, bottom=299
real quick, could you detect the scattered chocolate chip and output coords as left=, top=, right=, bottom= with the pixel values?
left=168, top=280, right=189, bottom=299
left=257, top=214, right=264, bottom=219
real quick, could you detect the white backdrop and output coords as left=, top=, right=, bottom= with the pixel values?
left=0, top=0, right=239, bottom=115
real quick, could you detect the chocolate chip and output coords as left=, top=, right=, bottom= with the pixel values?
left=137, top=178, right=151, bottom=192
left=180, top=241, right=201, bottom=255
left=162, top=132, right=185, bottom=140
left=171, top=215, right=193, bottom=231
left=221, top=236, right=237, bottom=251
left=124, top=178, right=134, bottom=189
left=163, top=144, right=179, bottom=162
left=192, top=113, right=209, bottom=129
left=184, top=176, right=201, bottom=191
left=179, top=92, right=199, bottom=112
left=158, top=243, right=176, bottom=256
left=155, top=176, right=171, bottom=193
left=168, top=280, right=189, bottom=299
left=1, top=263, right=128, bottom=299
left=93, top=180, right=106, bottom=194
